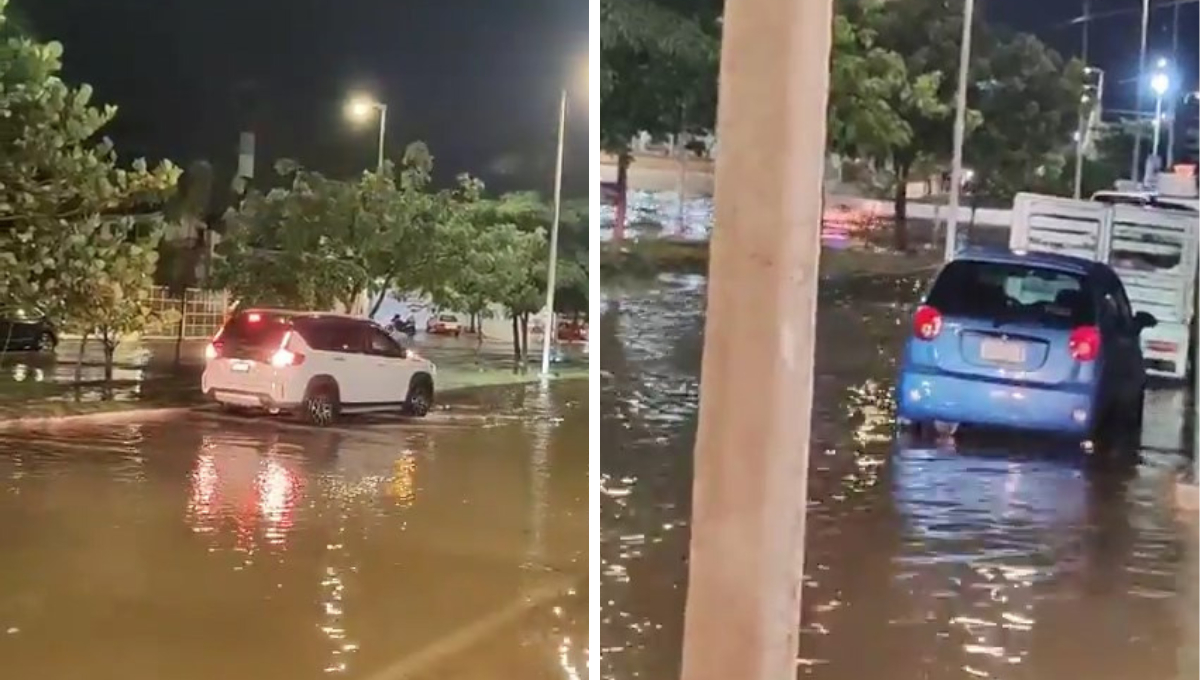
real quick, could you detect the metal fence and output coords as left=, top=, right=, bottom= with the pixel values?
left=141, top=286, right=230, bottom=340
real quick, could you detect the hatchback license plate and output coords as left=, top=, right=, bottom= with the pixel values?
left=231, top=361, right=251, bottom=373
left=980, top=338, right=1025, bottom=364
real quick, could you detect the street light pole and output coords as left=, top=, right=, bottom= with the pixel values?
left=1150, top=69, right=1170, bottom=179
left=539, top=89, right=567, bottom=377
left=943, top=0, right=976, bottom=262
left=376, top=104, right=388, bottom=174
left=1131, top=0, right=1151, bottom=182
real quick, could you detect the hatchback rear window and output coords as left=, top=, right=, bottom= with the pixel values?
left=927, top=260, right=1096, bottom=328
left=220, top=311, right=292, bottom=348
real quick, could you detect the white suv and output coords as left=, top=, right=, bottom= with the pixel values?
left=201, top=309, right=437, bottom=426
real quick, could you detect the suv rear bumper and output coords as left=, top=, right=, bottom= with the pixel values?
left=206, top=388, right=300, bottom=411
left=896, top=369, right=1096, bottom=435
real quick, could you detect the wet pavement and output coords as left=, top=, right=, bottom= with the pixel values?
left=0, top=381, right=587, bottom=680
left=601, top=272, right=1198, bottom=680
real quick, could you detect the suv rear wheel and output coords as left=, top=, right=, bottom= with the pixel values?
left=405, top=379, right=433, bottom=417
left=303, top=383, right=340, bottom=427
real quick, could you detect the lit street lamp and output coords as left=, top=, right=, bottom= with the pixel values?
left=346, top=95, right=388, bottom=173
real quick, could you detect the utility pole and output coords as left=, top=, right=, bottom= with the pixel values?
left=678, top=0, right=833, bottom=678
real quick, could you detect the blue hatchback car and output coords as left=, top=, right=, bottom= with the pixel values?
left=895, top=248, right=1155, bottom=439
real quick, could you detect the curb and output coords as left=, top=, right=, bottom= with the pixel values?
left=0, top=405, right=202, bottom=430
left=0, top=373, right=587, bottom=429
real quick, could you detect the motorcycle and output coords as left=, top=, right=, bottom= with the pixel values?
left=389, top=317, right=417, bottom=337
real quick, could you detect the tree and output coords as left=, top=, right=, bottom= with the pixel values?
left=0, top=0, right=180, bottom=376
left=213, top=160, right=370, bottom=311
left=432, top=190, right=545, bottom=363
left=600, top=0, right=719, bottom=240
left=963, top=31, right=1085, bottom=205
left=61, top=219, right=168, bottom=379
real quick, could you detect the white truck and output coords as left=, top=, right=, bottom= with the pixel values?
left=1009, top=174, right=1200, bottom=380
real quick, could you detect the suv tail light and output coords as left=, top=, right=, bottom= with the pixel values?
left=269, top=331, right=305, bottom=368
left=912, top=305, right=943, bottom=340
left=1068, top=325, right=1101, bottom=361
left=205, top=326, right=226, bottom=361
left=270, top=348, right=304, bottom=367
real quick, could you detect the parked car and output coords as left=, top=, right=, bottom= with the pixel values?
left=202, top=309, right=437, bottom=427
left=426, top=314, right=462, bottom=337
left=0, top=308, right=57, bottom=352
left=895, top=249, right=1154, bottom=441
left=557, top=320, right=588, bottom=342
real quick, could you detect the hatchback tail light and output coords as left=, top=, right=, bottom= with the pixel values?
left=912, top=305, right=943, bottom=340
left=1068, top=325, right=1101, bottom=361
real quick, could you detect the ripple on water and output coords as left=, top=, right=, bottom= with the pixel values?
left=601, top=275, right=1196, bottom=680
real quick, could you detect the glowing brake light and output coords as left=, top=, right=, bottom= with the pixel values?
left=1068, top=325, right=1101, bottom=361
left=205, top=326, right=225, bottom=361
left=912, top=305, right=943, bottom=340
left=269, top=331, right=305, bottom=367
left=247, top=312, right=262, bottom=323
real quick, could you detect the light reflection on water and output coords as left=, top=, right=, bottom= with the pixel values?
left=601, top=273, right=1196, bottom=680
left=0, top=382, right=587, bottom=680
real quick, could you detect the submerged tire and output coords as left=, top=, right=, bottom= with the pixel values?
left=302, top=384, right=339, bottom=427
left=405, top=378, right=434, bottom=418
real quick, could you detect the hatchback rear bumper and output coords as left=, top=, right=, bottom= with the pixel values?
left=895, top=369, right=1097, bottom=435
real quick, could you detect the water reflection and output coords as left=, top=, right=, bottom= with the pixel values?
left=601, top=274, right=1196, bottom=680
left=0, top=382, right=586, bottom=679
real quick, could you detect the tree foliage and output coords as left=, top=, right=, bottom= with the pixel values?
left=213, top=143, right=454, bottom=313
left=0, top=0, right=180, bottom=370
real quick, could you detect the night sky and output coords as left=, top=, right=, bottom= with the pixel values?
left=986, top=0, right=1198, bottom=115
left=14, top=0, right=589, bottom=199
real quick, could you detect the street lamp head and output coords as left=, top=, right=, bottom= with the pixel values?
left=346, top=96, right=380, bottom=121
left=1156, top=57, right=1169, bottom=69
left=1150, top=73, right=1170, bottom=96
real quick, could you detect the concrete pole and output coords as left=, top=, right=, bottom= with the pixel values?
left=539, top=90, right=567, bottom=377
left=943, top=0, right=976, bottom=262
left=678, top=0, right=833, bottom=678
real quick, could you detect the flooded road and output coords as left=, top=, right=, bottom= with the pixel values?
left=0, top=382, right=587, bottom=680
left=601, top=273, right=1197, bottom=680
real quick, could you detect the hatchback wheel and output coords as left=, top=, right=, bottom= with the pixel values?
left=303, top=388, right=338, bottom=427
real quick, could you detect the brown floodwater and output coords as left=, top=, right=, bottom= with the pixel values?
left=601, top=273, right=1197, bottom=680
left=0, top=381, right=587, bottom=680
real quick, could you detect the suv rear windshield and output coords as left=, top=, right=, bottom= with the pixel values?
left=219, top=311, right=292, bottom=348
left=927, top=260, right=1096, bottom=328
